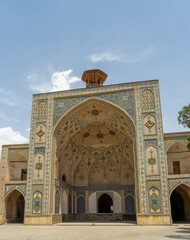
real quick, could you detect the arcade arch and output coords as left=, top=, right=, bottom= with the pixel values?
left=170, top=184, right=190, bottom=222
left=5, top=189, right=25, bottom=223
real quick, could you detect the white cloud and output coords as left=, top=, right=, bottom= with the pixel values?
left=88, top=52, right=122, bottom=62
left=29, top=69, right=80, bottom=93
left=0, top=127, right=28, bottom=155
left=88, top=46, right=156, bottom=63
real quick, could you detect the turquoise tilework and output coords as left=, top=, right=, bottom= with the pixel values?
left=53, top=90, right=135, bottom=125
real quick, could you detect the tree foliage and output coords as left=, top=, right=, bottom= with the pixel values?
left=178, top=104, right=190, bottom=128
left=178, top=104, right=190, bottom=149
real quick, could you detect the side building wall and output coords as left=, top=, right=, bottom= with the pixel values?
left=0, top=144, right=28, bottom=224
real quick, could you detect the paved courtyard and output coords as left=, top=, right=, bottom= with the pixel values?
left=0, top=223, right=190, bottom=240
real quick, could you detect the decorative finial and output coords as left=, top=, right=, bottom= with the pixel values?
left=82, top=69, right=107, bottom=88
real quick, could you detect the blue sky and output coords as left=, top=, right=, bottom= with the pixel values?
left=0, top=0, right=190, bottom=149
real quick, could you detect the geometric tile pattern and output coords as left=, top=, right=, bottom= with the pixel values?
left=34, top=147, right=45, bottom=155
left=149, top=187, right=160, bottom=213
left=145, top=120, right=154, bottom=129
left=25, top=98, right=38, bottom=215
left=32, top=191, right=42, bottom=214
left=37, top=100, right=47, bottom=118
left=144, top=139, right=157, bottom=149
left=36, top=129, right=45, bottom=138
left=136, top=87, right=147, bottom=213
left=154, top=84, right=170, bottom=214
left=142, top=89, right=154, bottom=109
left=45, top=97, right=53, bottom=214
left=59, top=138, right=133, bottom=172
left=53, top=90, right=135, bottom=125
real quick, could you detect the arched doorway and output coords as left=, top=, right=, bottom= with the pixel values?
left=6, top=189, right=25, bottom=223
left=171, top=190, right=185, bottom=221
left=98, top=193, right=113, bottom=213
left=170, top=184, right=190, bottom=222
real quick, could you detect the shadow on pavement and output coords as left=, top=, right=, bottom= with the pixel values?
left=165, top=227, right=190, bottom=239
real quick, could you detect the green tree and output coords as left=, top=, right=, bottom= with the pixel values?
left=178, top=104, right=190, bottom=149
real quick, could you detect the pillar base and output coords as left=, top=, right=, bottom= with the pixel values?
left=24, top=215, right=62, bottom=225
left=137, top=214, right=171, bottom=225
left=0, top=214, right=3, bottom=225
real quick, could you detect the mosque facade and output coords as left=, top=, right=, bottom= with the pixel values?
left=0, top=69, right=190, bottom=225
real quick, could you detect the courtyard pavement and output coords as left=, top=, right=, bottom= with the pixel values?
left=0, top=222, right=190, bottom=240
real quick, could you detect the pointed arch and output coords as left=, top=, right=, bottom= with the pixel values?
left=166, top=141, right=188, bottom=153
left=170, top=183, right=190, bottom=222
left=9, top=152, right=27, bottom=162
left=167, top=142, right=190, bottom=175
left=170, top=183, right=190, bottom=196
left=53, top=97, right=136, bottom=136
left=5, top=189, right=25, bottom=223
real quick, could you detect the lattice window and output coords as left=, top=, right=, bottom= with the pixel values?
left=125, top=195, right=135, bottom=214
left=68, top=193, right=72, bottom=213
left=37, top=101, right=47, bottom=118
left=77, top=196, right=85, bottom=213
left=55, top=190, right=60, bottom=214
left=142, top=89, right=154, bottom=109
